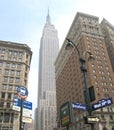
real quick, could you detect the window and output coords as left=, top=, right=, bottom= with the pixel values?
left=110, top=83, right=113, bottom=87
left=19, top=52, right=23, bottom=57
left=6, top=63, right=10, bottom=68
left=95, top=81, right=98, bottom=85
left=8, top=50, right=12, bottom=55
left=14, top=94, right=18, bottom=99
left=14, top=51, right=17, bottom=56
left=8, top=85, right=13, bottom=91
left=13, top=57, right=17, bottom=61
left=5, top=69, right=9, bottom=75
left=112, top=88, right=114, bottom=93
left=8, top=57, right=11, bottom=60
left=0, top=102, right=4, bottom=107
left=108, top=108, right=113, bottom=112
left=2, top=85, right=7, bottom=90
left=4, top=77, right=8, bottom=82
left=24, top=80, right=27, bottom=85
left=15, top=86, right=18, bottom=91
left=102, top=52, right=105, bottom=55
left=0, top=112, right=3, bottom=122
left=4, top=113, right=10, bottom=123
left=91, top=64, right=95, bottom=67
left=104, top=93, right=109, bottom=98
left=100, top=76, right=105, bottom=80
left=7, top=102, right=10, bottom=108
left=17, top=64, right=21, bottom=69
left=104, top=57, right=106, bottom=60
left=0, top=62, right=3, bottom=67
left=25, top=66, right=28, bottom=71
left=16, top=71, right=20, bottom=76
left=94, top=75, right=97, bottom=79
left=99, top=60, right=102, bottom=64
left=26, top=54, right=28, bottom=59
left=25, top=72, right=27, bottom=78
left=102, top=82, right=107, bottom=86
left=8, top=93, right=12, bottom=99
left=106, top=66, right=109, bottom=70
left=109, top=77, right=112, bottom=81
left=15, top=78, right=20, bottom=83
left=96, top=87, right=99, bottom=92
left=93, top=69, right=96, bottom=73
left=12, top=64, right=16, bottom=68
left=103, top=88, right=108, bottom=92
left=105, top=61, right=107, bottom=65
left=86, top=36, right=88, bottom=39
left=10, top=70, right=15, bottom=75
left=101, top=115, right=105, bottom=120
left=2, top=49, right=5, bottom=53
left=10, top=77, right=14, bottom=83
left=1, top=92, right=5, bottom=98
left=99, top=71, right=104, bottom=74
left=88, top=45, right=90, bottom=48
left=18, top=58, right=22, bottom=61
left=1, top=55, right=4, bottom=59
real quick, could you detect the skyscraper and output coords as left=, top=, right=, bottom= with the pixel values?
left=36, top=11, right=59, bottom=130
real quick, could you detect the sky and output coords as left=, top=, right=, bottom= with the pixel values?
left=0, top=0, right=114, bottom=118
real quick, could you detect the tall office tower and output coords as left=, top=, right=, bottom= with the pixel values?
left=100, top=19, right=114, bottom=72
left=55, top=12, right=114, bottom=130
left=37, top=12, right=59, bottom=130
left=0, top=41, right=32, bottom=130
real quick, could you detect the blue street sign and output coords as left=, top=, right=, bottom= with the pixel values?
left=92, top=97, right=113, bottom=111
left=13, top=97, right=21, bottom=107
left=72, top=102, right=86, bottom=110
left=12, top=97, right=21, bottom=111
left=13, top=97, right=32, bottom=110
left=23, top=100, right=32, bottom=110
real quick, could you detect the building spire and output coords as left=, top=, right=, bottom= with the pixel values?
left=46, top=8, right=51, bottom=24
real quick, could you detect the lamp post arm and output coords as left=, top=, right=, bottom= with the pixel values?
left=66, top=39, right=81, bottom=58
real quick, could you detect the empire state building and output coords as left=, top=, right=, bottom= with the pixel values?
left=37, top=11, right=59, bottom=130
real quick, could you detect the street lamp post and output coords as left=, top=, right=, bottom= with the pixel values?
left=65, top=38, right=94, bottom=130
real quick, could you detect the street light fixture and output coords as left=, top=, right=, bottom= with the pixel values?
left=65, top=38, right=94, bottom=130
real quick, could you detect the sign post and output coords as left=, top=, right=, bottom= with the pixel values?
left=12, top=98, right=32, bottom=123
left=17, top=86, right=28, bottom=130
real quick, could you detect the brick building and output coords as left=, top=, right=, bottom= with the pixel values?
left=55, top=12, right=114, bottom=130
